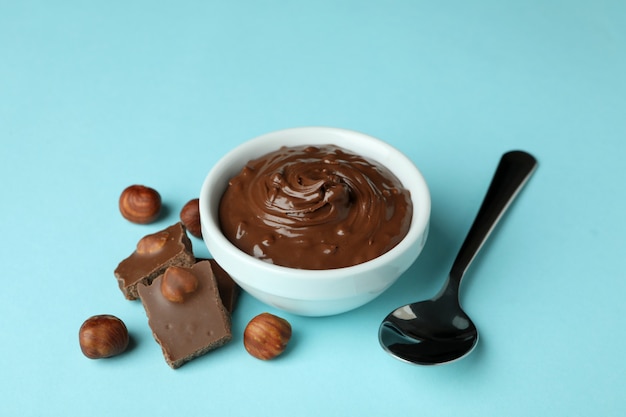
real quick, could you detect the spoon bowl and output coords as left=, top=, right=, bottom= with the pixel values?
left=379, top=150, right=537, bottom=365
left=380, top=281, right=478, bottom=365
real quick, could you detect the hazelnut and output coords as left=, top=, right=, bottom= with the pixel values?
left=180, top=198, right=202, bottom=238
left=79, top=315, right=129, bottom=359
left=136, top=230, right=169, bottom=255
left=243, top=312, right=292, bottom=360
left=161, top=266, right=199, bottom=303
left=119, top=185, right=161, bottom=224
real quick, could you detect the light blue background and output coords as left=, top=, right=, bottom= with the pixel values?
left=1, top=1, right=625, bottom=416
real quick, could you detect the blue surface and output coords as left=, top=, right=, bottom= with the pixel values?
left=2, top=1, right=625, bottom=416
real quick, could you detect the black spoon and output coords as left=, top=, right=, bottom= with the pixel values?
left=379, top=150, right=537, bottom=365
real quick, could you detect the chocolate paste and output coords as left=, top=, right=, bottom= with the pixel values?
left=219, top=144, right=412, bottom=269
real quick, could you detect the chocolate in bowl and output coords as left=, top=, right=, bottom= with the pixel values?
left=219, top=144, right=413, bottom=269
left=200, top=127, right=430, bottom=316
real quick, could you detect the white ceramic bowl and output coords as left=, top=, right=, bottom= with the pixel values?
left=199, top=127, right=430, bottom=316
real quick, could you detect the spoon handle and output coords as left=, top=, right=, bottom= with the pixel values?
left=448, top=150, right=537, bottom=284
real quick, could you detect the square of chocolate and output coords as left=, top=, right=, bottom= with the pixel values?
left=197, top=258, right=240, bottom=313
left=137, top=261, right=232, bottom=369
left=114, top=222, right=195, bottom=300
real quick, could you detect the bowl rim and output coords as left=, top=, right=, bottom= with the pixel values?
left=199, top=126, right=431, bottom=281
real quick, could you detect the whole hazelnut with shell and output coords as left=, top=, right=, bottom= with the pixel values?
left=244, top=312, right=292, bottom=360
left=119, top=185, right=161, bottom=224
left=79, top=315, right=129, bottom=359
left=180, top=198, right=202, bottom=238
left=161, top=266, right=199, bottom=303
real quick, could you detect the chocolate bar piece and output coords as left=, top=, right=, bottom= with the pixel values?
left=196, top=258, right=240, bottom=313
left=114, top=223, right=195, bottom=300
left=137, top=261, right=232, bottom=369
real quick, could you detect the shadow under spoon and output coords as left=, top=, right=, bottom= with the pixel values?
left=379, top=150, right=538, bottom=365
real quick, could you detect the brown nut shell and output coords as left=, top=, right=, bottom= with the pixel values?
left=160, top=266, right=199, bottom=303
left=79, top=315, right=129, bottom=359
left=180, top=198, right=202, bottom=238
left=136, top=230, right=169, bottom=255
left=243, top=312, right=292, bottom=360
left=119, top=185, right=161, bottom=224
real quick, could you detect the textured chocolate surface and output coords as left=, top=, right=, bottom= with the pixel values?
left=137, top=261, right=232, bottom=369
left=114, top=222, right=195, bottom=300
left=197, top=258, right=240, bottom=313
left=219, top=144, right=413, bottom=269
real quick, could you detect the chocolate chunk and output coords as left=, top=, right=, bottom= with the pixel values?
left=137, top=261, right=232, bottom=369
left=196, top=258, right=240, bottom=313
left=114, top=223, right=195, bottom=300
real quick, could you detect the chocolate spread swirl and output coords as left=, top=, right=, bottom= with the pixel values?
left=219, top=145, right=412, bottom=269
